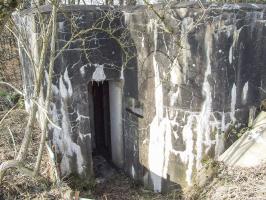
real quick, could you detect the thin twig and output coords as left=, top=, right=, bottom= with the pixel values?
left=7, top=127, right=17, bottom=156
left=0, top=82, right=23, bottom=96
left=34, top=0, right=58, bottom=176
left=0, top=104, right=17, bottom=127
left=31, top=99, right=61, bottom=130
left=46, top=144, right=60, bottom=184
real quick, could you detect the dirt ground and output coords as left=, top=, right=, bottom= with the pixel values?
left=0, top=109, right=266, bottom=200
left=208, top=164, right=266, bottom=200
left=186, top=162, right=266, bottom=200
left=0, top=109, right=63, bottom=199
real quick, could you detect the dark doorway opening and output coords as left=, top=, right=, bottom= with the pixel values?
left=88, top=81, right=112, bottom=161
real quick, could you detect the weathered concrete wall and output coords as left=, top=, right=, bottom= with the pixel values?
left=123, top=3, right=266, bottom=192
left=16, top=6, right=125, bottom=181
left=17, top=3, right=266, bottom=192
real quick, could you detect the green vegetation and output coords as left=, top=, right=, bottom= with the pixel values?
left=0, top=89, right=23, bottom=110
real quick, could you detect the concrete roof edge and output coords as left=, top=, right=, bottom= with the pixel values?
left=15, top=2, right=266, bottom=16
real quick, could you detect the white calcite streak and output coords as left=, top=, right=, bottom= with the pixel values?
left=229, top=46, right=233, bottom=64
left=80, top=64, right=87, bottom=77
left=215, top=130, right=225, bottom=159
left=59, top=68, right=73, bottom=98
left=92, top=64, right=106, bottom=82
left=229, top=27, right=243, bottom=65
left=170, top=58, right=183, bottom=86
left=180, top=18, right=193, bottom=83
left=120, top=68, right=124, bottom=80
left=196, top=25, right=213, bottom=170
left=148, top=20, right=164, bottom=192
left=230, top=83, right=237, bottom=123
left=141, top=34, right=145, bottom=48
left=123, top=12, right=131, bottom=25
left=221, top=112, right=226, bottom=132
left=148, top=19, right=174, bottom=192
left=148, top=19, right=189, bottom=192
left=64, top=68, right=73, bottom=96
left=53, top=69, right=85, bottom=175
left=131, top=166, right=136, bottom=178
left=242, top=82, right=249, bottom=104
left=60, top=99, right=85, bottom=175
left=59, top=76, right=68, bottom=98
left=182, top=115, right=195, bottom=185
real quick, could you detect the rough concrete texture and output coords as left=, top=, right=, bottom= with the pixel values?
left=17, top=3, right=266, bottom=192
left=219, top=111, right=266, bottom=167
left=124, top=3, right=266, bottom=192
left=15, top=6, right=126, bottom=181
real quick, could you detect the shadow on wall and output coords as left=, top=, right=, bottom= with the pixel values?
left=142, top=165, right=184, bottom=194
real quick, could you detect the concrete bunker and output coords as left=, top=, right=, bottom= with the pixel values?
left=17, top=3, right=266, bottom=193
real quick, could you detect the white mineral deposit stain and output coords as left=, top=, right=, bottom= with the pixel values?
left=92, top=64, right=106, bottom=82
left=242, top=81, right=249, bottom=104
left=230, top=83, right=237, bottom=123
